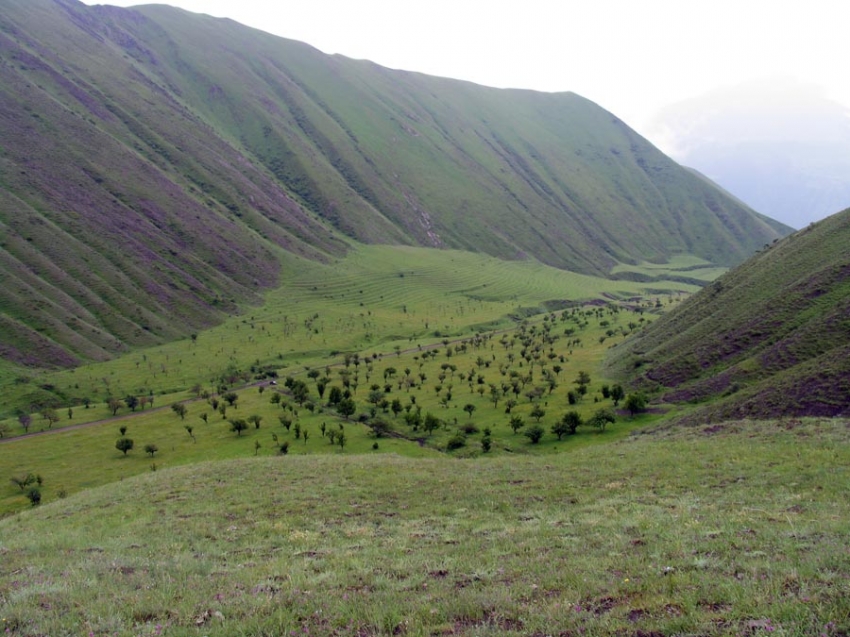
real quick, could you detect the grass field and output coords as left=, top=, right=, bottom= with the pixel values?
left=0, top=245, right=699, bottom=422
left=1, top=418, right=847, bottom=636
left=0, top=280, right=680, bottom=515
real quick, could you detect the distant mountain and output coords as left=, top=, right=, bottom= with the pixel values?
left=0, top=0, right=789, bottom=367
left=649, top=79, right=850, bottom=229
left=608, top=208, right=850, bottom=423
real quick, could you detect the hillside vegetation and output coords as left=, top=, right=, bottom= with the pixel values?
left=607, top=208, right=850, bottom=424
left=1, top=418, right=848, bottom=636
left=0, top=0, right=788, bottom=367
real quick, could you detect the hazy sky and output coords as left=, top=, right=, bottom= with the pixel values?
left=80, top=0, right=850, bottom=147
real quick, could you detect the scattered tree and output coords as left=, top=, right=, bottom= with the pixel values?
left=229, top=419, right=248, bottom=436
left=248, top=414, right=263, bottom=429
left=530, top=404, right=546, bottom=422
left=108, top=397, right=124, bottom=416
left=337, top=397, right=356, bottom=420
left=10, top=473, right=37, bottom=491
left=588, top=408, right=616, bottom=432
left=524, top=424, right=545, bottom=444
left=125, top=395, right=139, bottom=412
left=144, top=443, right=158, bottom=457
left=610, top=384, right=625, bottom=406
left=463, top=403, right=476, bottom=419
left=171, top=403, right=187, bottom=420
left=509, top=415, right=525, bottom=434
left=423, top=413, right=441, bottom=436
left=26, top=488, right=41, bottom=507
left=624, top=392, right=648, bottom=416
left=115, top=437, right=134, bottom=456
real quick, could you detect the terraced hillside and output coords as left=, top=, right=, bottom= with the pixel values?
left=0, top=0, right=788, bottom=368
left=607, top=208, right=850, bottom=423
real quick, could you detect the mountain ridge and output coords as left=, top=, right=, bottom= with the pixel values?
left=0, top=0, right=789, bottom=367
left=607, top=207, right=850, bottom=423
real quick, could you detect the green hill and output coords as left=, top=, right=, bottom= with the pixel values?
left=1, top=418, right=848, bottom=635
left=0, top=0, right=788, bottom=368
left=607, top=208, right=850, bottom=423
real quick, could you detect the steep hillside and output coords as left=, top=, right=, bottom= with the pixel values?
left=607, top=208, right=850, bottom=423
left=0, top=0, right=788, bottom=367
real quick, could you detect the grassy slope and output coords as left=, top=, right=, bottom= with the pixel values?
left=606, top=208, right=850, bottom=423
left=0, top=244, right=701, bottom=419
left=1, top=418, right=847, bottom=636
left=0, top=0, right=788, bottom=367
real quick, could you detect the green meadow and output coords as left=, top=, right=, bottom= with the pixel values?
left=0, top=245, right=700, bottom=422
left=1, top=419, right=847, bottom=636
left=7, top=247, right=846, bottom=636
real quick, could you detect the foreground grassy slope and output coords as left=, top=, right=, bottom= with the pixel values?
left=0, top=0, right=788, bottom=367
left=1, top=418, right=847, bottom=636
left=607, top=208, right=850, bottom=423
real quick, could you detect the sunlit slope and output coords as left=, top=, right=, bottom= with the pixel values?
left=0, top=0, right=788, bottom=367
left=1, top=419, right=848, bottom=635
left=0, top=245, right=701, bottom=418
left=608, top=208, right=850, bottom=423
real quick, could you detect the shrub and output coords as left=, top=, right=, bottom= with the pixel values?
left=524, top=424, right=545, bottom=444
left=446, top=433, right=467, bottom=451
left=115, top=437, right=134, bottom=456
left=26, top=488, right=41, bottom=507
left=460, top=422, right=479, bottom=435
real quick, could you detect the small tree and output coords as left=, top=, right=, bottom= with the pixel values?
left=278, top=441, right=290, bottom=455
left=184, top=424, right=195, bottom=441
left=481, top=436, right=492, bottom=453
left=41, top=408, right=59, bottom=428
left=423, top=413, right=441, bottom=436
left=509, top=415, right=525, bottom=434
left=125, top=395, right=139, bottom=412
left=588, top=408, right=616, bottom=432
left=559, top=410, right=583, bottom=437
left=391, top=398, right=403, bottom=418
left=369, top=419, right=391, bottom=438
left=26, top=488, right=41, bottom=507
left=524, top=424, right=545, bottom=444
left=337, top=431, right=346, bottom=450
left=18, top=413, right=32, bottom=433
left=248, top=414, right=263, bottom=429
left=463, top=403, right=476, bottom=419
left=116, top=437, right=134, bottom=456
left=10, top=473, right=36, bottom=490
left=200, top=412, right=208, bottom=424
left=337, top=397, right=356, bottom=420
left=530, top=405, right=546, bottom=423
left=171, top=403, right=187, bottom=420
left=144, top=443, right=158, bottom=457
left=108, top=397, right=124, bottom=416
left=610, top=384, right=625, bottom=406
left=624, top=393, right=648, bottom=417
left=229, top=419, right=248, bottom=436
left=223, top=392, right=239, bottom=407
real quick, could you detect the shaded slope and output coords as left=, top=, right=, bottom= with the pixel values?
left=0, top=0, right=789, bottom=367
left=607, top=208, right=850, bottom=422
